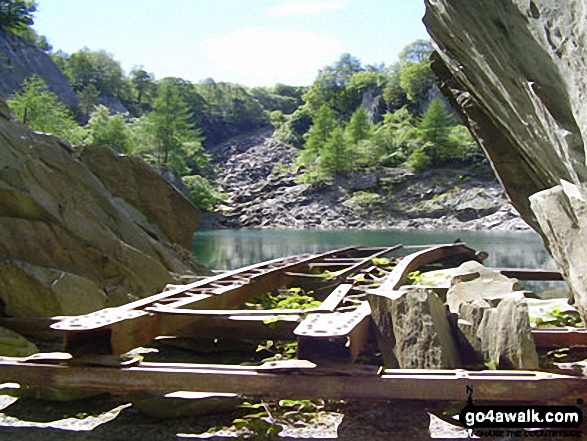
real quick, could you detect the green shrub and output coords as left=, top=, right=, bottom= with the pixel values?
left=181, top=175, right=225, bottom=211
left=344, top=191, right=383, bottom=213
left=404, top=147, right=430, bottom=172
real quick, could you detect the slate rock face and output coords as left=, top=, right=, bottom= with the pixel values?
left=369, top=287, right=461, bottom=369
left=424, top=0, right=587, bottom=321
left=457, top=293, right=539, bottom=370
left=78, top=145, right=200, bottom=250
left=445, top=263, right=538, bottom=369
left=0, top=29, right=79, bottom=108
left=0, top=104, right=208, bottom=317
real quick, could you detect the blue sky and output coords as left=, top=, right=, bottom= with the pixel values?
left=32, top=0, right=430, bottom=87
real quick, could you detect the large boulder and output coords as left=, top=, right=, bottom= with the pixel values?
left=457, top=293, right=539, bottom=370
left=78, top=145, right=200, bottom=250
left=369, top=287, right=461, bottom=369
left=0, top=103, right=208, bottom=317
left=423, top=1, right=587, bottom=321
left=442, top=262, right=538, bottom=369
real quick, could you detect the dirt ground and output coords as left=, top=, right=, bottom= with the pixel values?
left=0, top=392, right=470, bottom=440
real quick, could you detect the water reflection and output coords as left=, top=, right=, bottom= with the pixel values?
left=193, top=228, right=554, bottom=271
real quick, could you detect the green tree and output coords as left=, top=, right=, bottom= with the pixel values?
left=382, top=64, right=408, bottom=112
left=405, top=147, right=430, bottom=172
left=448, top=125, right=484, bottom=163
left=302, top=54, right=363, bottom=118
left=149, top=82, right=202, bottom=173
left=130, top=68, right=155, bottom=106
left=78, top=84, right=100, bottom=115
left=181, top=175, right=224, bottom=211
left=86, top=105, right=135, bottom=153
left=7, top=75, right=85, bottom=144
left=64, top=50, right=124, bottom=97
left=399, top=60, right=434, bottom=105
left=417, top=97, right=453, bottom=162
left=0, top=0, right=35, bottom=31
left=300, top=104, right=336, bottom=164
left=321, top=126, right=350, bottom=176
left=345, top=106, right=372, bottom=144
left=398, top=39, right=434, bottom=64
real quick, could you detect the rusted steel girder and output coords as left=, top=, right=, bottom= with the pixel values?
left=4, top=316, right=586, bottom=350
left=51, top=247, right=363, bottom=355
left=295, top=301, right=371, bottom=363
left=51, top=246, right=401, bottom=356
left=495, top=268, right=564, bottom=281
left=533, top=327, right=587, bottom=348
left=0, top=356, right=583, bottom=403
left=369, top=243, right=478, bottom=294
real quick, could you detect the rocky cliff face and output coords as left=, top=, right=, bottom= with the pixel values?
left=0, top=29, right=79, bottom=108
left=206, top=130, right=526, bottom=230
left=423, top=1, right=587, bottom=319
left=0, top=100, right=208, bottom=317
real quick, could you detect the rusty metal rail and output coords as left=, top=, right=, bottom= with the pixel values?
left=51, top=246, right=398, bottom=355
left=0, top=242, right=585, bottom=405
left=0, top=355, right=583, bottom=403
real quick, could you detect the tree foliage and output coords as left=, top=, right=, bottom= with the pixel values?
left=64, top=49, right=124, bottom=97
left=399, top=60, right=434, bottom=104
left=7, top=75, right=86, bottom=144
left=398, top=39, right=434, bottom=64
left=278, top=40, right=484, bottom=182
left=86, top=105, right=135, bottom=153
left=130, top=68, right=155, bottom=106
left=0, top=0, right=35, bottom=31
left=148, top=82, right=201, bottom=172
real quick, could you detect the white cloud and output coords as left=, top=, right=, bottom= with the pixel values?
left=265, top=1, right=345, bottom=17
left=201, top=27, right=345, bottom=86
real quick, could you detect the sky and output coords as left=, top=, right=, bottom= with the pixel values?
left=32, top=0, right=430, bottom=88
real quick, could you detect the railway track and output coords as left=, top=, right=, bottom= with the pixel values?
left=0, top=242, right=584, bottom=405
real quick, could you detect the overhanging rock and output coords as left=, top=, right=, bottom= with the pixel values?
left=424, top=0, right=587, bottom=320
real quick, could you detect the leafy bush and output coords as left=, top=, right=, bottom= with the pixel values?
left=181, top=175, right=225, bottom=211
left=344, top=191, right=383, bottom=213
left=7, top=75, right=87, bottom=145
left=404, top=147, right=430, bottom=172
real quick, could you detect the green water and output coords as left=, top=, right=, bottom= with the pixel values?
left=192, top=228, right=554, bottom=272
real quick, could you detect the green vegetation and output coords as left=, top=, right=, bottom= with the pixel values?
left=278, top=41, right=483, bottom=183
left=85, top=105, right=135, bottom=153
left=531, top=308, right=583, bottom=328
left=7, top=75, right=86, bottom=144
left=344, top=191, right=383, bottom=213
left=0, top=0, right=35, bottom=32
left=203, top=400, right=327, bottom=440
left=4, top=6, right=482, bottom=213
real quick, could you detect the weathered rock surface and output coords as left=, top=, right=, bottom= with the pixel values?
left=0, top=29, right=79, bottom=108
left=369, top=287, right=461, bottom=369
left=529, top=182, right=587, bottom=321
left=369, top=262, right=539, bottom=370
left=0, top=103, right=208, bottom=317
left=424, top=1, right=587, bottom=319
left=444, top=261, right=521, bottom=314
left=457, top=293, right=539, bottom=370
left=440, top=262, right=538, bottom=369
left=78, top=145, right=200, bottom=250
left=206, top=131, right=529, bottom=231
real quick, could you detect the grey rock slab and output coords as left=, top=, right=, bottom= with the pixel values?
left=369, top=287, right=461, bottom=369
left=457, top=292, right=539, bottom=369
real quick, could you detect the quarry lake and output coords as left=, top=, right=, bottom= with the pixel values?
left=193, top=228, right=554, bottom=272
